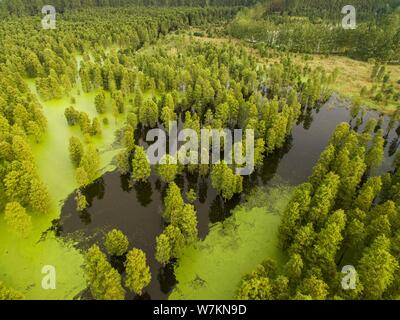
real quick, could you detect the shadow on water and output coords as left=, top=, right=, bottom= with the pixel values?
left=57, top=96, right=399, bottom=300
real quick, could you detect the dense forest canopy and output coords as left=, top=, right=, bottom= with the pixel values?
left=0, top=0, right=258, bottom=16
left=228, top=1, right=400, bottom=62
left=265, top=0, right=400, bottom=20
left=0, top=6, right=239, bottom=64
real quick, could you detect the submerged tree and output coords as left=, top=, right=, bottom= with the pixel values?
left=75, top=191, right=88, bottom=211
left=83, top=245, right=125, bottom=300
left=163, top=182, right=184, bottom=221
left=124, top=248, right=151, bottom=296
left=211, top=161, right=243, bottom=200
left=132, top=145, right=151, bottom=182
left=105, top=229, right=129, bottom=257
left=156, top=154, right=179, bottom=183
left=69, top=136, right=84, bottom=167
left=116, top=148, right=130, bottom=175
left=155, top=233, right=172, bottom=266
left=170, top=203, right=198, bottom=243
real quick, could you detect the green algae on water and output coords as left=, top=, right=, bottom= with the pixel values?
left=170, top=185, right=293, bottom=300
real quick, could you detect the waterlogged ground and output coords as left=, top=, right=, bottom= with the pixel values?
left=170, top=186, right=292, bottom=300
left=0, top=79, right=127, bottom=299
left=58, top=95, right=400, bottom=300
left=0, top=224, right=85, bottom=299
left=1, top=76, right=399, bottom=300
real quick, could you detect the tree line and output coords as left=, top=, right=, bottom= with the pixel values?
left=228, top=2, right=400, bottom=62
left=0, top=0, right=256, bottom=17
left=264, top=0, right=400, bottom=21
left=0, top=64, right=50, bottom=238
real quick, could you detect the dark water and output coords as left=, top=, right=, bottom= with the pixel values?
left=56, top=95, right=400, bottom=300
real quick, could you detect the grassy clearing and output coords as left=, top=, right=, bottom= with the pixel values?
left=292, top=54, right=400, bottom=114
left=169, top=186, right=292, bottom=300
left=191, top=34, right=400, bottom=114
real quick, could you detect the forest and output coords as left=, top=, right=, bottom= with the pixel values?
left=0, top=0, right=399, bottom=301
left=229, top=1, right=400, bottom=62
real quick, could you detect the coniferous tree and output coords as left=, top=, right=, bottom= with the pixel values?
left=84, top=245, right=125, bottom=300
left=95, top=92, right=107, bottom=114
left=124, top=248, right=151, bottom=296
left=132, top=146, right=151, bottom=182
left=105, top=229, right=129, bottom=257
left=4, top=202, right=32, bottom=238
left=358, top=235, right=399, bottom=299
left=156, top=154, right=179, bottom=183
left=69, top=136, right=84, bottom=167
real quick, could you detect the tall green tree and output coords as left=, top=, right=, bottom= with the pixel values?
left=155, top=233, right=172, bottom=266
left=163, top=182, right=184, bottom=221
left=124, top=248, right=151, bottom=296
left=358, top=235, right=398, bottom=299
left=69, top=136, right=84, bottom=167
left=139, top=99, right=158, bottom=128
left=366, top=130, right=385, bottom=171
left=211, top=161, right=243, bottom=200
left=104, top=229, right=129, bottom=257
left=4, top=202, right=31, bottom=238
left=83, top=245, right=125, bottom=300
left=95, top=91, right=107, bottom=114
left=309, top=172, right=340, bottom=226
left=116, top=148, right=130, bottom=175
left=132, top=146, right=151, bottom=182
left=156, top=154, right=179, bottom=183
